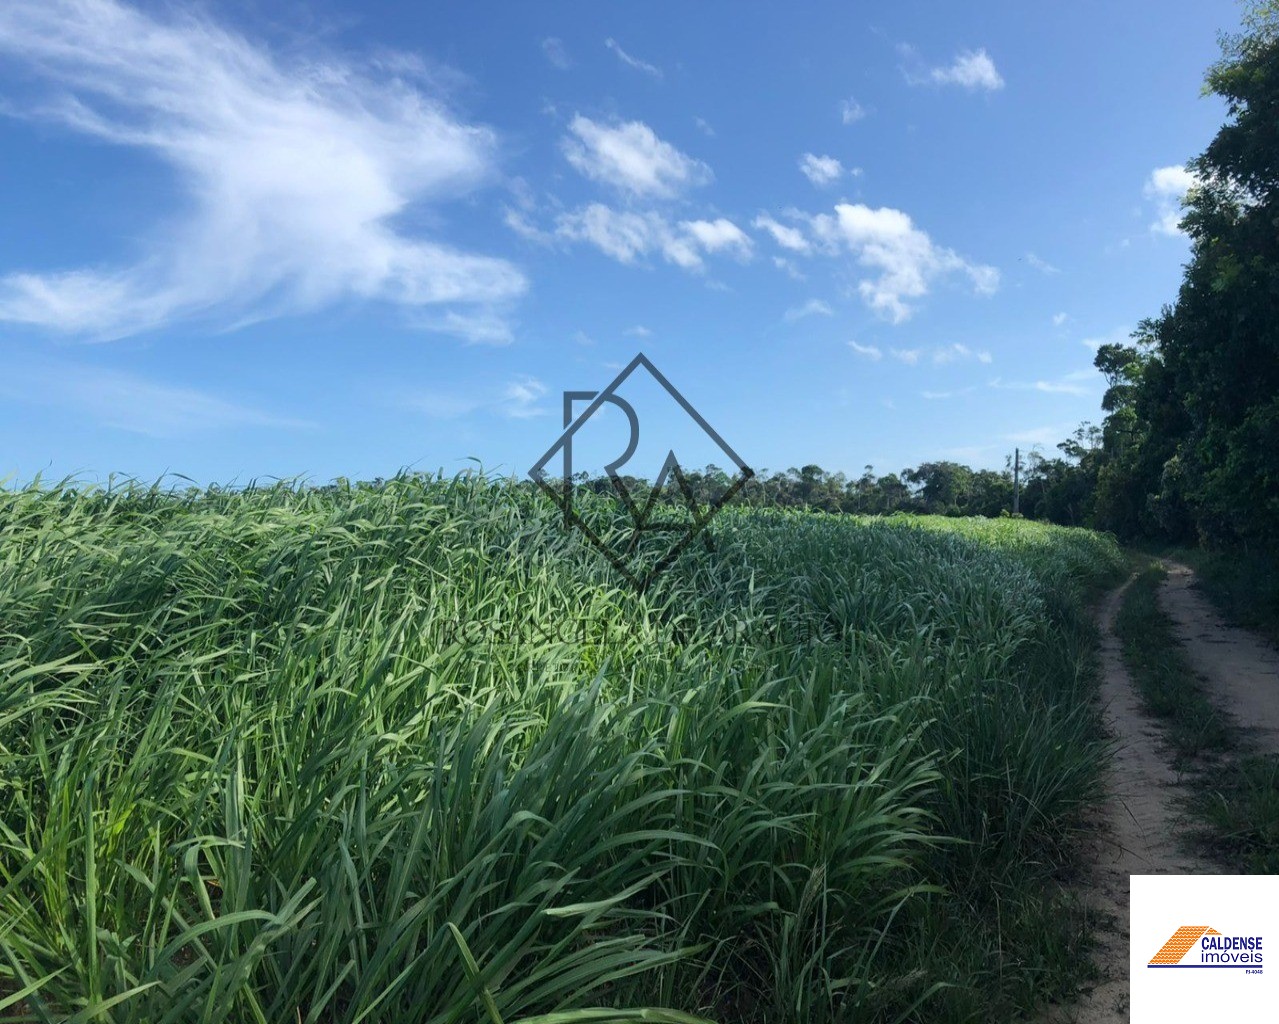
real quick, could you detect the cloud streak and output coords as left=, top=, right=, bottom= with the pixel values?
left=0, top=0, right=525, bottom=341
left=604, top=38, right=662, bottom=79
left=397, top=375, right=550, bottom=420
left=784, top=298, right=833, bottom=321
left=0, top=361, right=314, bottom=436
left=553, top=204, right=750, bottom=272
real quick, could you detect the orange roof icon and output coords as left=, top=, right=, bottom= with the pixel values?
left=1149, top=926, right=1221, bottom=964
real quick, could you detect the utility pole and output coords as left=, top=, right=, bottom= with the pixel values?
left=1013, top=447, right=1021, bottom=516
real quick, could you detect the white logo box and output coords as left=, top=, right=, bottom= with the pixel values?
left=1131, top=874, right=1279, bottom=1021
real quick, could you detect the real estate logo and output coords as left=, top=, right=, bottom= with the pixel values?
left=1148, top=925, right=1264, bottom=970
left=528, top=353, right=753, bottom=593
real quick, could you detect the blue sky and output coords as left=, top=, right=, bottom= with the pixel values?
left=0, top=0, right=1241, bottom=485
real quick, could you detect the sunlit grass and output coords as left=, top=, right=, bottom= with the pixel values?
left=0, top=474, right=1124, bottom=1023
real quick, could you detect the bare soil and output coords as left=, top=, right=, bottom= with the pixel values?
left=1158, top=561, right=1279, bottom=746
left=1042, top=576, right=1218, bottom=1023
left=1047, top=561, right=1279, bottom=1022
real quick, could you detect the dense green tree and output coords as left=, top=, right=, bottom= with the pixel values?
left=903, top=461, right=975, bottom=515
left=1135, top=4, right=1279, bottom=544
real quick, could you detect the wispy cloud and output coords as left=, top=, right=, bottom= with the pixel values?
left=0, top=361, right=314, bottom=436
left=784, top=298, right=833, bottom=321
left=415, top=310, right=518, bottom=346
left=604, top=37, right=662, bottom=79
left=1145, top=165, right=1198, bottom=236
left=541, top=36, right=570, bottom=69
left=989, top=369, right=1097, bottom=396
left=398, top=375, right=549, bottom=420
left=0, top=0, right=525, bottom=340
left=503, top=377, right=549, bottom=418
left=1025, top=252, right=1060, bottom=275
left=886, top=342, right=992, bottom=366
left=848, top=340, right=882, bottom=360
left=753, top=215, right=811, bottom=254
left=840, top=97, right=867, bottom=124
left=921, top=385, right=978, bottom=400
left=553, top=204, right=749, bottom=272
left=1053, top=311, right=1070, bottom=327
left=772, top=256, right=805, bottom=280
left=562, top=115, right=710, bottom=198
left=931, top=342, right=992, bottom=365
left=906, top=47, right=1004, bottom=91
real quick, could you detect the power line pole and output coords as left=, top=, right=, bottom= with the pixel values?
left=1013, top=447, right=1021, bottom=516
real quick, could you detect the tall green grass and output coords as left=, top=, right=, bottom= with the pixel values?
left=0, top=475, right=1124, bottom=1023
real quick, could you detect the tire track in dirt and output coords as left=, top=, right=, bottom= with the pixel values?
left=1158, top=561, right=1279, bottom=749
left=1043, top=576, right=1218, bottom=1023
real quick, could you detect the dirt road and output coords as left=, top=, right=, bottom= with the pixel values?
left=1044, top=576, right=1218, bottom=1023
left=1158, top=561, right=1279, bottom=746
left=1047, top=562, right=1279, bottom=1022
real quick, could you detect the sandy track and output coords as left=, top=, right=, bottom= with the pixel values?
left=1042, top=577, right=1218, bottom=1023
left=1158, top=561, right=1279, bottom=747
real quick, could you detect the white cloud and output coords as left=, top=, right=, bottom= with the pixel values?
left=504, top=208, right=553, bottom=243
left=1053, top=311, right=1069, bottom=327
left=503, top=376, right=549, bottom=418
left=772, top=257, right=805, bottom=281
left=554, top=203, right=748, bottom=272
left=555, top=205, right=664, bottom=264
left=753, top=215, right=811, bottom=254
left=920, top=48, right=1004, bottom=91
left=562, top=115, right=711, bottom=198
left=419, top=310, right=516, bottom=346
left=784, top=298, right=833, bottom=321
left=604, top=37, right=662, bottom=79
left=1145, top=165, right=1198, bottom=235
left=772, top=256, right=805, bottom=281
left=693, top=116, right=715, bottom=137
left=680, top=218, right=753, bottom=258
left=401, top=375, right=549, bottom=420
left=848, top=340, right=882, bottom=360
left=1025, top=252, right=1060, bottom=274
left=806, top=203, right=999, bottom=322
left=989, top=369, right=1097, bottom=396
left=624, top=324, right=651, bottom=337
left=0, top=0, right=525, bottom=340
left=891, top=348, right=921, bottom=365
left=541, top=37, right=570, bottom=70
left=921, top=386, right=977, bottom=400
left=0, top=361, right=313, bottom=436
left=799, top=153, right=845, bottom=186
left=840, top=97, right=867, bottom=124
left=931, top=342, right=992, bottom=365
